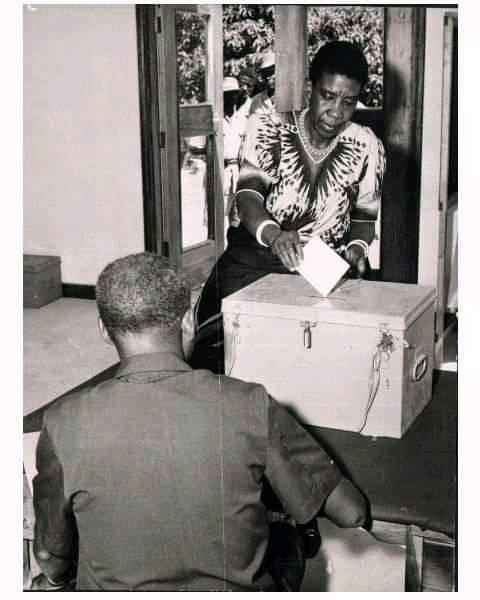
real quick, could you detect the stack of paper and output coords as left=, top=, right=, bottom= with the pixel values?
left=297, top=237, right=350, bottom=296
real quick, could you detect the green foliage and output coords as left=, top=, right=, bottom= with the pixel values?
left=223, top=5, right=275, bottom=76
left=177, top=6, right=384, bottom=107
left=176, top=11, right=208, bottom=105
left=307, top=6, right=384, bottom=107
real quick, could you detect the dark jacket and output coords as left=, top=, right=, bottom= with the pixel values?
left=33, top=352, right=342, bottom=591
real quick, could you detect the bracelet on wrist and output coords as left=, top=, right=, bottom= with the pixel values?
left=255, top=219, right=281, bottom=247
left=345, top=239, right=369, bottom=259
left=46, top=575, right=68, bottom=587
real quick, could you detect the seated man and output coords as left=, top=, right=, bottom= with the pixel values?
left=32, top=252, right=368, bottom=591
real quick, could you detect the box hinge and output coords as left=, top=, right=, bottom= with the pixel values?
left=162, top=241, right=169, bottom=258
left=159, top=131, right=166, bottom=148
left=156, top=15, right=162, bottom=34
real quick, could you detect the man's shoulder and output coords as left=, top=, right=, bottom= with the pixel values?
left=193, top=369, right=268, bottom=398
left=44, top=376, right=117, bottom=427
left=190, top=370, right=270, bottom=414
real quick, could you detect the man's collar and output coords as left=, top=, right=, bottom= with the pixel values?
left=115, top=352, right=192, bottom=379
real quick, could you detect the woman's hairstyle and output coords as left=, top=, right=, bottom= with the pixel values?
left=309, top=41, right=369, bottom=88
left=96, top=252, right=190, bottom=338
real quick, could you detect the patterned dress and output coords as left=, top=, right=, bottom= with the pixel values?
left=190, top=106, right=386, bottom=373
left=234, top=107, right=386, bottom=263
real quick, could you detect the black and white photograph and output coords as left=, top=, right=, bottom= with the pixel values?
left=15, top=0, right=467, bottom=592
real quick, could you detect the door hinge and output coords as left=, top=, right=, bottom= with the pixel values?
left=434, top=311, right=439, bottom=342
left=156, top=15, right=162, bottom=34
left=162, top=241, right=169, bottom=258
left=159, top=131, right=166, bottom=148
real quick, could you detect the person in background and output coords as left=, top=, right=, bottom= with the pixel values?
left=249, top=50, right=276, bottom=115
left=223, top=76, right=247, bottom=229
left=236, top=66, right=258, bottom=163
left=237, top=66, right=258, bottom=119
left=190, top=41, right=386, bottom=374
left=31, top=252, right=369, bottom=591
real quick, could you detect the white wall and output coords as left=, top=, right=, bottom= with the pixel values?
left=24, top=4, right=144, bottom=284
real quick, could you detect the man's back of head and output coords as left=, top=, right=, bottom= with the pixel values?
left=95, top=252, right=190, bottom=355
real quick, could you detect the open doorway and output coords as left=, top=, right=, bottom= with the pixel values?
left=418, top=9, right=458, bottom=371
left=136, top=4, right=224, bottom=288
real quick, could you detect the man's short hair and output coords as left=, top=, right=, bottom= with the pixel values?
left=96, top=252, right=190, bottom=337
left=309, top=41, right=369, bottom=89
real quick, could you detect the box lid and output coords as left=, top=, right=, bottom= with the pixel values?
left=222, top=274, right=436, bottom=330
left=23, top=254, right=61, bottom=273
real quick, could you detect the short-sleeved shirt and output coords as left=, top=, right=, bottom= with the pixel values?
left=33, top=352, right=342, bottom=591
left=235, top=107, right=386, bottom=266
left=223, top=112, right=246, bottom=162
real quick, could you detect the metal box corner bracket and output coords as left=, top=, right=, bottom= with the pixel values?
left=222, top=275, right=436, bottom=438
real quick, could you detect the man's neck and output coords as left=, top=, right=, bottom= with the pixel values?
left=115, top=329, right=184, bottom=362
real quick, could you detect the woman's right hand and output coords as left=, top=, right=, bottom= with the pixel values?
left=270, top=230, right=303, bottom=272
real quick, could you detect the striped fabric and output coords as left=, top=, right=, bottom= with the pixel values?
left=235, top=108, right=386, bottom=257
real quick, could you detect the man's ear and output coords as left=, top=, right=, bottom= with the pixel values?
left=98, top=317, right=114, bottom=346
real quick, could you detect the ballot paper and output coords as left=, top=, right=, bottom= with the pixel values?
left=297, top=237, right=350, bottom=296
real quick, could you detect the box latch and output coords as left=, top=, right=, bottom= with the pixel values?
left=300, top=320, right=317, bottom=350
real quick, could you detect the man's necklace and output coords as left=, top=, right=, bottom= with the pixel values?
left=296, top=108, right=340, bottom=163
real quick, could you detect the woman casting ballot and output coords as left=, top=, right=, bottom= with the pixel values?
left=189, top=41, right=386, bottom=374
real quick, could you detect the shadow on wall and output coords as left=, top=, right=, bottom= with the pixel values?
left=379, top=63, right=422, bottom=284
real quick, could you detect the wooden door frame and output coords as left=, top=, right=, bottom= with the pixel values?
left=381, top=6, right=426, bottom=284
left=417, top=8, right=457, bottom=365
left=135, top=4, right=224, bottom=286
left=136, top=4, right=164, bottom=255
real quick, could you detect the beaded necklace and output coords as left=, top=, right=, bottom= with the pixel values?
left=295, top=108, right=343, bottom=163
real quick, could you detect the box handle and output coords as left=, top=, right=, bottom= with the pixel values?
left=411, top=353, right=429, bottom=382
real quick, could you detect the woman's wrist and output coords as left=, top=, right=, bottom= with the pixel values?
left=346, top=239, right=369, bottom=259
left=45, top=574, right=69, bottom=588
left=256, top=220, right=281, bottom=247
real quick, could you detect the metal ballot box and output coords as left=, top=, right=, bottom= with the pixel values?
left=222, top=275, right=436, bottom=438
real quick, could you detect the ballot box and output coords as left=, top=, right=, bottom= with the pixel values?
left=222, top=275, right=436, bottom=438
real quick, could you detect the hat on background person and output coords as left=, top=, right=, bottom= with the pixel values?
left=223, top=76, right=240, bottom=93
left=259, top=50, right=275, bottom=71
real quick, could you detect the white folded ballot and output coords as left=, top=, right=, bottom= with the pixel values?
left=297, top=236, right=350, bottom=296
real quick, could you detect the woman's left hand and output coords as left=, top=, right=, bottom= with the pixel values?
left=344, top=244, right=370, bottom=279
left=30, top=573, right=76, bottom=591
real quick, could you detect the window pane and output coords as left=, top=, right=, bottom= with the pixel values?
left=180, top=136, right=209, bottom=249
left=176, top=11, right=208, bottom=105
left=307, top=6, right=385, bottom=108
